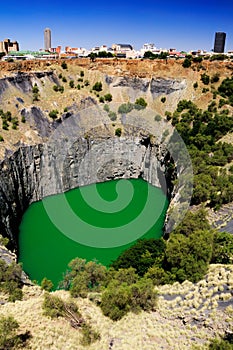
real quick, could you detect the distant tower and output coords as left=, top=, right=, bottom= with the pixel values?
left=44, top=28, right=51, bottom=51
left=214, top=32, right=226, bottom=53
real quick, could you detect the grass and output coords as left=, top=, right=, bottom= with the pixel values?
left=0, top=264, right=232, bottom=349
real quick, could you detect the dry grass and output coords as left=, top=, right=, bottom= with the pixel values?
left=0, top=264, right=232, bottom=349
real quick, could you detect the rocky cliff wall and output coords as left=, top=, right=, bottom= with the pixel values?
left=0, top=105, right=192, bottom=251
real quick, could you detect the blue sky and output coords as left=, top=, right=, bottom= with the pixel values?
left=0, top=0, right=232, bottom=52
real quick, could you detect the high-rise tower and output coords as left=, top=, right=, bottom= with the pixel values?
left=214, top=32, right=226, bottom=53
left=44, top=28, right=51, bottom=51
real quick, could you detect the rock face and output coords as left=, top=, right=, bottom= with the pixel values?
left=109, top=76, right=186, bottom=96
left=0, top=71, right=59, bottom=99
left=0, top=105, right=192, bottom=251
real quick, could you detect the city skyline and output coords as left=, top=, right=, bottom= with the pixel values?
left=0, top=0, right=233, bottom=52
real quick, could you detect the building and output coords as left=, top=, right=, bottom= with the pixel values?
left=44, top=28, right=51, bottom=51
left=0, top=39, right=19, bottom=54
left=214, top=32, right=226, bottom=53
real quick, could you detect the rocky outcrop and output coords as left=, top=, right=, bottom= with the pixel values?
left=0, top=71, right=59, bottom=98
left=109, top=76, right=186, bottom=96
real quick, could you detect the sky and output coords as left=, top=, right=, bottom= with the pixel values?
left=0, top=0, right=233, bottom=52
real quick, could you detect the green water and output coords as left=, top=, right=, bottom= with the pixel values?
left=18, top=179, right=168, bottom=288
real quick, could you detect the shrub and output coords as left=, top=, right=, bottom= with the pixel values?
left=53, top=85, right=59, bottom=92
left=103, top=104, right=110, bottom=112
left=161, top=97, right=166, bottom=103
left=80, top=70, right=84, bottom=77
left=32, top=83, right=39, bottom=94
left=154, top=114, right=162, bottom=121
left=80, top=323, right=100, bottom=346
left=118, top=102, right=134, bottom=114
left=108, top=111, right=117, bottom=121
left=100, top=278, right=157, bottom=320
left=21, top=115, right=26, bottom=123
left=0, top=135, right=4, bottom=142
left=193, top=82, right=198, bottom=89
left=49, top=110, right=59, bottom=119
left=41, top=277, right=54, bottom=292
left=211, top=73, right=220, bottom=83
left=182, top=58, right=192, bottom=68
left=61, top=61, right=67, bottom=69
left=92, top=82, right=102, bottom=92
left=84, top=80, right=90, bottom=86
left=104, top=93, right=112, bottom=102
left=0, top=316, right=31, bottom=349
left=99, top=96, right=104, bottom=103
left=115, top=128, right=122, bottom=137
left=135, top=97, right=147, bottom=109
left=58, top=73, right=62, bottom=79
left=201, top=73, right=210, bottom=85
left=69, top=80, right=74, bottom=88
left=64, top=107, right=68, bottom=112
left=62, top=76, right=67, bottom=83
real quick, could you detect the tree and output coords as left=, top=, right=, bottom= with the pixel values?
left=182, top=58, right=192, bottom=68
left=165, top=230, right=214, bottom=283
left=211, top=231, right=233, bottom=264
left=110, top=238, right=166, bottom=276
left=41, top=277, right=54, bottom=292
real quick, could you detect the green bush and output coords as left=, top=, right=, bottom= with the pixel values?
left=49, top=110, right=59, bottom=119
left=182, top=58, right=192, bottom=68
left=161, top=97, right=166, bottom=103
left=193, top=82, right=198, bottom=89
left=62, top=76, right=67, bottom=83
left=0, top=315, right=31, bottom=349
left=104, top=93, right=112, bottom=102
left=103, top=104, right=110, bottom=112
left=92, top=82, right=102, bottom=92
left=80, top=70, right=84, bottom=77
left=118, top=102, right=134, bottom=114
left=41, top=277, right=54, bottom=292
left=0, top=135, right=4, bottom=142
left=135, top=97, right=147, bottom=109
left=201, top=73, right=210, bottom=85
left=100, top=278, right=157, bottom=320
left=108, top=111, right=117, bottom=121
left=61, top=61, right=67, bottom=69
left=99, top=96, right=104, bottom=103
left=115, top=128, right=122, bottom=137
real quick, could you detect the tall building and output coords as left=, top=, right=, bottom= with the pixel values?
left=0, top=39, right=19, bottom=54
left=214, top=32, right=226, bottom=53
left=44, top=28, right=51, bottom=51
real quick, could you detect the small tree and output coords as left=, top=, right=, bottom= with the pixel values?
left=41, top=277, right=54, bottom=292
left=182, top=58, right=192, bottom=68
